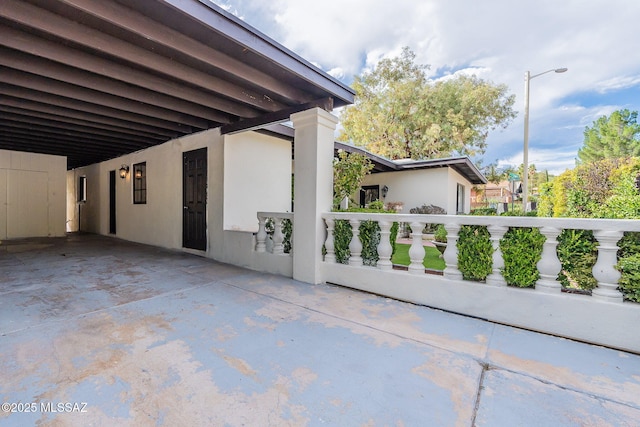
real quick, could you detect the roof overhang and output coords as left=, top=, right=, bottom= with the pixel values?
left=0, top=0, right=354, bottom=169
left=333, top=141, right=487, bottom=184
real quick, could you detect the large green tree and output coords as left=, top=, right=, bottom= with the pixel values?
left=577, top=109, right=640, bottom=163
left=338, top=47, right=516, bottom=160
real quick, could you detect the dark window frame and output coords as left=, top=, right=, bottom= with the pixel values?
left=456, top=183, right=465, bottom=214
left=78, top=176, right=87, bottom=202
left=133, top=162, right=147, bottom=204
left=360, top=185, right=380, bottom=208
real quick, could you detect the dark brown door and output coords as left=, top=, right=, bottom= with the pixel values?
left=109, top=170, right=116, bottom=234
left=183, top=148, right=207, bottom=250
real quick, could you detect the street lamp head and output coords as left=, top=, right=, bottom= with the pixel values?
left=554, top=67, right=568, bottom=73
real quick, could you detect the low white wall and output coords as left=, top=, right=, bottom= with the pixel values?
left=322, top=264, right=640, bottom=354
left=362, top=168, right=457, bottom=213
left=0, top=150, right=66, bottom=239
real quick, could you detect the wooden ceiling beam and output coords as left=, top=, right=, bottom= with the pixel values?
left=0, top=102, right=177, bottom=139
left=0, top=0, right=287, bottom=112
left=1, top=121, right=152, bottom=149
left=50, top=0, right=312, bottom=105
left=1, top=111, right=167, bottom=144
left=0, top=26, right=261, bottom=118
left=1, top=69, right=211, bottom=129
left=0, top=87, right=191, bottom=134
left=0, top=47, right=232, bottom=124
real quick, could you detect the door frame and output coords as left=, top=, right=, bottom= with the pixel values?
left=109, top=170, right=116, bottom=234
left=182, top=148, right=208, bottom=250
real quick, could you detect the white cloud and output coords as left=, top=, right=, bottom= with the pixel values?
left=497, top=148, right=578, bottom=176
left=212, top=0, right=640, bottom=172
left=595, top=75, right=640, bottom=94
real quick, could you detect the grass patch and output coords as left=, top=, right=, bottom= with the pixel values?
left=391, top=243, right=446, bottom=270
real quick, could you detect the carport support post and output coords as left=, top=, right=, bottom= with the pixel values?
left=291, top=108, right=338, bottom=284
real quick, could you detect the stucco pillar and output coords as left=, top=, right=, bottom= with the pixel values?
left=291, top=108, right=338, bottom=284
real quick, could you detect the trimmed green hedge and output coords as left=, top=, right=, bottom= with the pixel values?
left=500, top=227, right=545, bottom=287
left=331, top=208, right=398, bottom=266
left=617, top=253, right=640, bottom=302
left=556, top=229, right=597, bottom=290
left=457, top=225, right=492, bottom=281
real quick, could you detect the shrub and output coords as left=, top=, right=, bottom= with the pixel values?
left=409, top=204, right=446, bottom=233
left=457, top=225, right=492, bottom=281
left=434, top=224, right=447, bottom=243
left=618, top=232, right=640, bottom=259
left=470, top=207, right=497, bottom=216
left=409, top=204, right=446, bottom=215
left=500, top=227, right=545, bottom=287
left=265, top=217, right=293, bottom=253
left=616, top=254, right=640, bottom=302
left=556, top=229, right=597, bottom=290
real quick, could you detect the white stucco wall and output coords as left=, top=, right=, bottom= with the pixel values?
left=447, top=167, right=472, bottom=214
left=68, top=130, right=215, bottom=249
left=66, top=129, right=292, bottom=260
left=0, top=149, right=66, bottom=239
left=223, top=132, right=292, bottom=232
left=362, top=168, right=449, bottom=213
left=361, top=167, right=472, bottom=214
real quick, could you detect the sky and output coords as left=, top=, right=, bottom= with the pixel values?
left=210, top=0, right=640, bottom=175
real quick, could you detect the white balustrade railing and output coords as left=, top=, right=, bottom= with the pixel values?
left=321, top=213, right=640, bottom=304
left=255, top=212, right=293, bottom=255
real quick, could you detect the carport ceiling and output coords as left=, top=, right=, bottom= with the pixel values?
left=0, top=0, right=354, bottom=169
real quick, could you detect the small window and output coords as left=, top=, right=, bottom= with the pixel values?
left=133, top=162, right=147, bottom=204
left=456, top=183, right=465, bottom=214
left=78, top=176, right=87, bottom=202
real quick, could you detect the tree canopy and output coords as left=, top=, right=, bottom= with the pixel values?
left=577, top=109, right=640, bottom=163
left=338, top=47, right=516, bottom=160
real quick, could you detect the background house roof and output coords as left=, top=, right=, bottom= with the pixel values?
left=334, top=141, right=487, bottom=185
left=0, top=0, right=354, bottom=169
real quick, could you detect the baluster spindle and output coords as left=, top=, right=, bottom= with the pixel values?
left=377, top=220, right=393, bottom=270
left=272, top=219, right=284, bottom=255
left=486, top=225, right=508, bottom=286
left=443, top=223, right=462, bottom=280
left=592, top=230, right=624, bottom=303
left=324, top=218, right=336, bottom=263
left=408, top=222, right=426, bottom=274
left=535, top=227, right=562, bottom=293
left=348, top=219, right=363, bottom=266
left=256, top=215, right=267, bottom=252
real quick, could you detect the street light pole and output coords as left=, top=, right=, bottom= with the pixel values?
left=522, top=67, right=567, bottom=212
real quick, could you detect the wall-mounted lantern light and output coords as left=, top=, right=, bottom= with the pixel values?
left=382, top=185, right=389, bottom=198
left=119, top=165, right=129, bottom=179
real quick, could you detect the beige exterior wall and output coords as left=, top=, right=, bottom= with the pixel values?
left=447, top=167, right=472, bottom=214
left=361, top=167, right=472, bottom=214
left=0, top=150, right=66, bottom=239
left=223, top=132, right=292, bottom=232
left=66, top=129, right=292, bottom=258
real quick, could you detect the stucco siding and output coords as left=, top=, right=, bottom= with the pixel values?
left=66, top=129, right=292, bottom=262
left=223, top=132, right=292, bottom=232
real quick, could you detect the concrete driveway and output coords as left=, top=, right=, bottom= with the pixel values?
left=1, top=234, right=639, bottom=426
